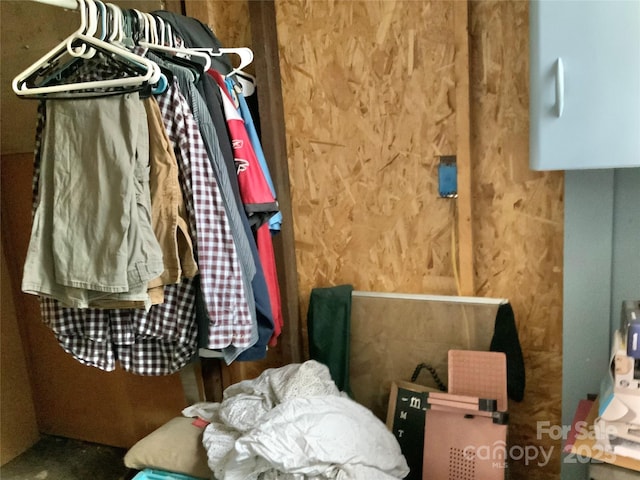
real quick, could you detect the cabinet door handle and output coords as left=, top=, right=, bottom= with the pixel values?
left=556, top=57, right=564, bottom=118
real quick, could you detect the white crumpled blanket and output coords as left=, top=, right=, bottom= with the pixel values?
left=183, top=360, right=409, bottom=480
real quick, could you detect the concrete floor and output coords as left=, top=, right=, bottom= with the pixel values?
left=0, top=435, right=137, bottom=480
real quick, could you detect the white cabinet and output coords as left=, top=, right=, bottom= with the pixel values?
left=529, top=0, right=640, bottom=170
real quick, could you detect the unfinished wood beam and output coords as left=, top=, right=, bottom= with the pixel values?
left=249, top=0, right=302, bottom=364
left=453, top=0, right=475, bottom=296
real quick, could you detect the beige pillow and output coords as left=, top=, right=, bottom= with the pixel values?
left=124, top=417, right=211, bottom=479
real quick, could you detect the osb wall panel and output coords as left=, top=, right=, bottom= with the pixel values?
left=276, top=0, right=563, bottom=478
left=469, top=2, right=563, bottom=479
left=276, top=0, right=460, bottom=309
left=184, top=0, right=251, bottom=54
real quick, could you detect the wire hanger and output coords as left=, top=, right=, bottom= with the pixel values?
left=12, top=0, right=160, bottom=97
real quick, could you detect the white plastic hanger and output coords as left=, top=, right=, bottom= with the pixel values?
left=132, top=9, right=149, bottom=43
left=143, top=12, right=160, bottom=45
left=234, top=70, right=256, bottom=97
left=164, top=20, right=175, bottom=48
left=61, top=0, right=91, bottom=57
left=106, top=3, right=124, bottom=44
left=138, top=11, right=211, bottom=72
left=12, top=0, right=160, bottom=96
left=131, top=12, right=172, bottom=95
left=70, top=0, right=101, bottom=58
left=224, top=47, right=254, bottom=78
left=94, top=0, right=107, bottom=41
left=154, top=15, right=166, bottom=46
left=138, top=40, right=212, bottom=72
left=191, top=46, right=254, bottom=78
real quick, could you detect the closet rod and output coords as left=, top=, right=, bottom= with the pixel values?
left=32, top=0, right=79, bottom=10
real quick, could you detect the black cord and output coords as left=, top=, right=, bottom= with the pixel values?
left=411, top=363, right=447, bottom=392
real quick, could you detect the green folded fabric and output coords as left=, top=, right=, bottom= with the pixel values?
left=307, top=284, right=354, bottom=396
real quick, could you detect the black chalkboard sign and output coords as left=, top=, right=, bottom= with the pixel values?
left=386, top=381, right=436, bottom=480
